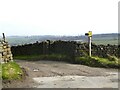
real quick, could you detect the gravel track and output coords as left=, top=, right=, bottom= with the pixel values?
left=2, top=60, right=119, bottom=88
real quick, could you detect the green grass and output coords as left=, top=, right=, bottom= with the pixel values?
left=0, top=64, right=2, bottom=79
left=14, top=54, right=120, bottom=68
left=2, top=61, right=23, bottom=80
left=75, top=56, right=119, bottom=68
left=14, top=54, right=71, bottom=62
left=92, top=39, right=118, bottom=45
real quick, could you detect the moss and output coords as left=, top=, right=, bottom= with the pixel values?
left=2, top=61, right=23, bottom=80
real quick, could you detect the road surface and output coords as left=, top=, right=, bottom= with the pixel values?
left=2, top=60, right=119, bottom=88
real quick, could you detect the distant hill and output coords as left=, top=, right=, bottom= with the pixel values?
left=4, top=33, right=118, bottom=46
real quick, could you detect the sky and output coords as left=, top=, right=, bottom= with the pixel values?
left=0, top=0, right=119, bottom=36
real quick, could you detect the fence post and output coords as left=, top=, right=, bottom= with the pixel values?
left=85, top=31, right=92, bottom=57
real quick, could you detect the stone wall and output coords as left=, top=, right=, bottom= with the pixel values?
left=0, top=39, right=13, bottom=63
left=77, top=43, right=119, bottom=58
left=11, top=40, right=119, bottom=58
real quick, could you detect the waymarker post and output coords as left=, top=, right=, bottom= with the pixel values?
left=85, top=31, right=92, bottom=57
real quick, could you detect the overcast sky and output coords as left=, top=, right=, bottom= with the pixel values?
left=0, top=0, right=119, bottom=36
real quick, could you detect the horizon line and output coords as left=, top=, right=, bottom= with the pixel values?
left=0, top=32, right=117, bottom=37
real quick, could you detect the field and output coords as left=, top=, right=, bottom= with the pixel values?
left=5, top=33, right=118, bottom=46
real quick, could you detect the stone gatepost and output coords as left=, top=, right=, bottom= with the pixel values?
left=0, top=33, right=13, bottom=63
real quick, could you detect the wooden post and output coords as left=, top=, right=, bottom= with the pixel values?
left=2, top=33, right=5, bottom=42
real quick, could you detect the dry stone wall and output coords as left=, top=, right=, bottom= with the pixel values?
left=11, top=40, right=119, bottom=58
left=77, top=43, right=119, bottom=58
left=0, top=39, right=13, bottom=63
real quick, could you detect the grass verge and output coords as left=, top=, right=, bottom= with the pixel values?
left=14, top=54, right=120, bottom=68
left=2, top=61, right=23, bottom=80
left=0, top=64, right=2, bottom=79
left=14, top=54, right=72, bottom=62
left=75, top=56, right=120, bottom=68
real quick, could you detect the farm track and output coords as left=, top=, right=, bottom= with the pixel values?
left=2, top=60, right=119, bottom=88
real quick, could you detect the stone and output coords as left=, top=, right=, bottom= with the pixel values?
left=0, top=34, right=13, bottom=63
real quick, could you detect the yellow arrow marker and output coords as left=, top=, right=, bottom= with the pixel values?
left=88, top=31, right=92, bottom=37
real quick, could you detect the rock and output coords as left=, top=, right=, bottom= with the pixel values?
left=33, top=69, right=39, bottom=72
